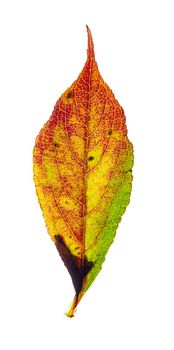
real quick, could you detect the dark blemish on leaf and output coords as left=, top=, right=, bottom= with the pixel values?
left=55, top=235, right=93, bottom=297
left=67, top=92, right=73, bottom=98
left=56, top=235, right=62, bottom=243
left=54, top=143, right=59, bottom=148
left=88, top=156, right=94, bottom=161
left=108, top=129, right=112, bottom=135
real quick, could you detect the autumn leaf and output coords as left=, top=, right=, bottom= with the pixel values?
left=33, top=25, right=134, bottom=317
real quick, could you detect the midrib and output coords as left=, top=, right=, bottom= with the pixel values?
left=81, top=58, right=93, bottom=269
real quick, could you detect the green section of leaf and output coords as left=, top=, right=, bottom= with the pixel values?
left=83, top=142, right=134, bottom=295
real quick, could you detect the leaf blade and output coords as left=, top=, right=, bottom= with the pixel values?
left=33, top=26, right=134, bottom=317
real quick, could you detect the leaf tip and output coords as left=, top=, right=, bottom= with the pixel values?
left=86, top=25, right=95, bottom=60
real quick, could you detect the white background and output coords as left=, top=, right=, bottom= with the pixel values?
left=0, top=0, right=174, bottom=349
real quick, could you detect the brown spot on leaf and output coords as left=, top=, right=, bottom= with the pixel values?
left=54, top=143, right=59, bottom=148
left=67, top=92, right=73, bottom=99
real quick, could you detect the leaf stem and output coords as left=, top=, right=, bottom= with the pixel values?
left=65, top=295, right=79, bottom=318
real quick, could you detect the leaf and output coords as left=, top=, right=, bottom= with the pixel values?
left=33, top=25, right=134, bottom=317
